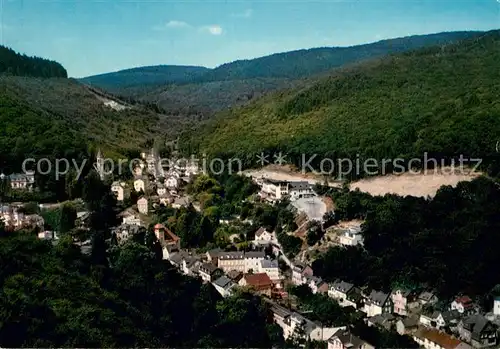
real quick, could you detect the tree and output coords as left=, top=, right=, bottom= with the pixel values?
left=58, top=203, right=77, bottom=235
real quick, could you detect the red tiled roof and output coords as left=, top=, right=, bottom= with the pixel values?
left=244, top=273, right=272, bottom=288
left=415, top=328, right=461, bottom=349
left=165, top=228, right=180, bottom=242
left=456, top=296, right=473, bottom=306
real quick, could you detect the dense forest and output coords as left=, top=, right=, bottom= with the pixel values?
left=0, top=45, right=67, bottom=78
left=312, top=176, right=500, bottom=303
left=80, top=31, right=481, bottom=117
left=182, top=30, right=500, bottom=177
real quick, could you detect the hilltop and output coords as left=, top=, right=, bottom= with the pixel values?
left=0, top=45, right=67, bottom=78
left=180, top=30, right=500, bottom=178
left=80, top=31, right=482, bottom=116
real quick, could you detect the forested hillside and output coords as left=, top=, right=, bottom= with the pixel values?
left=0, top=45, right=67, bottom=78
left=181, top=30, right=500, bottom=177
left=80, top=31, right=482, bottom=116
left=79, top=65, right=210, bottom=95
left=0, top=76, right=188, bottom=174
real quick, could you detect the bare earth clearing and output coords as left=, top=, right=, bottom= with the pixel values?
left=350, top=168, right=482, bottom=198
left=244, top=165, right=482, bottom=198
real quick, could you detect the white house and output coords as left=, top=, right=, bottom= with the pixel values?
left=271, top=304, right=344, bottom=342
left=157, top=183, right=167, bottom=196
left=292, top=263, right=314, bottom=285
left=451, top=296, right=474, bottom=315
left=328, top=329, right=375, bottom=349
left=111, top=181, right=126, bottom=201
left=339, top=226, right=364, bottom=246
left=328, top=280, right=355, bottom=307
left=165, top=175, right=179, bottom=189
left=137, top=197, right=148, bottom=215
left=259, top=259, right=280, bottom=281
left=253, top=227, right=275, bottom=244
left=218, top=251, right=246, bottom=273
left=244, top=251, right=265, bottom=273
left=288, top=181, right=315, bottom=201
left=363, top=290, right=392, bottom=317
left=199, top=262, right=219, bottom=282
left=259, top=179, right=290, bottom=201
left=134, top=178, right=145, bottom=193
left=212, top=276, right=236, bottom=298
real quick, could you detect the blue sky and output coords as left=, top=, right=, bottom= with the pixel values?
left=1, top=0, right=499, bottom=78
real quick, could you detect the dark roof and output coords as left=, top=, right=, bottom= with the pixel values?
left=271, top=304, right=292, bottom=319
left=199, top=262, right=218, bottom=275
left=401, top=316, right=420, bottom=328
left=260, top=259, right=278, bottom=269
left=255, top=227, right=267, bottom=237
left=289, top=181, right=311, bottom=190
left=462, top=314, right=496, bottom=339
left=368, top=290, right=390, bottom=306
left=245, top=251, right=265, bottom=259
left=213, top=276, right=233, bottom=289
left=207, top=248, right=222, bottom=257
left=219, top=251, right=244, bottom=260
left=227, top=270, right=243, bottom=282
left=330, top=329, right=369, bottom=349
left=454, top=296, right=473, bottom=308
left=332, top=280, right=354, bottom=293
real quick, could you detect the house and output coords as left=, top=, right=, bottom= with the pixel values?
left=182, top=256, right=200, bottom=276
left=328, top=329, right=375, bottom=349
left=6, top=171, right=35, bottom=190
left=259, top=179, right=290, bottom=201
left=289, top=181, right=315, bottom=200
left=154, top=224, right=181, bottom=248
left=396, top=317, right=420, bottom=335
left=172, top=197, right=189, bottom=209
left=329, top=280, right=355, bottom=307
left=254, top=227, right=274, bottom=244
left=111, top=181, right=127, bottom=201
left=259, top=259, right=280, bottom=281
left=344, top=287, right=364, bottom=309
left=239, top=273, right=273, bottom=296
left=339, top=226, right=364, bottom=246
left=270, top=304, right=343, bottom=342
left=244, top=250, right=265, bottom=273
left=363, top=290, right=392, bottom=317
left=458, top=315, right=498, bottom=348
left=212, top=276, right=236, bottom=298
left=120, top=211, right=142, bottom=226
left=206, top=248, right=222, bottom=264
left=292, top=263, right=314, bottom=285
left=452, top=296, right=475, bottom=315
left=413, top=327, right=473, bottom=349
left=162, top=244, right=180, bottom=260
left=367, top=313, right=396, bottom=331
left=227, top=270, right=244, bottom=283
left=421, top=310, right=463, bottom=330
left=156, top=183, right=167, bottom=196
left=392, top=288, right=419, bottom=316
left=218, top=251, right=245, bottom=273
left=0, top=205, right=24, bottom=229
left=113, top=224, right=140, bottom=245
left=165, top=175, right=179, bottom=189
left=308, top=276, right=329, bottom=294
left=198, top=263, right=220, bottom=282
left=134, top=178, right=145, bottom=193
left=419, top=291, right=439, bottom=305
left=137, top=197, right=148, bottom=215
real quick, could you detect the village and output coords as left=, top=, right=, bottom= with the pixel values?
left=1, top=149, right=500, bottom=349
